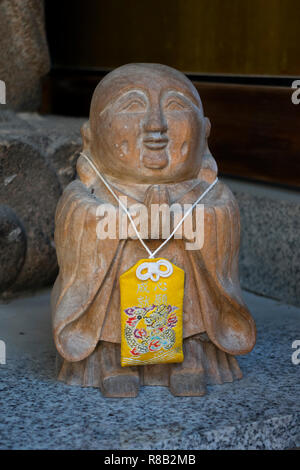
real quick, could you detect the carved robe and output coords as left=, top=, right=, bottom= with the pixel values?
left=51, top=156, right=256, bottom=386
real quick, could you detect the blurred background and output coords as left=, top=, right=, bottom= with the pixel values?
left=44, top=0, right=300, bottom=187
left=47, top=0, right=299, bottom=76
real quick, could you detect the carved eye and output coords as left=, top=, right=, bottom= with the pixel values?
left=165, top=100, right=187, bottom=111
left=120, top=100, right=146, bottom=113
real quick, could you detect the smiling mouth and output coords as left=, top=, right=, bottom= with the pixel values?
left=143, top=135, right=169, bottom=150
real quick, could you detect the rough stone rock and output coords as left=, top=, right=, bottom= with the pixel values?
left=18, top=113, right=84, bottom=188
left=0, top=111, right=85, bottom=298
left=0, top=137, right=61, bottom=294
left=0, top=205, right=26, bottom=291
left=0, top=0, right=50, bottom=111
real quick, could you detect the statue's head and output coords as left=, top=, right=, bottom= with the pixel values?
left=82, top=63, right=211, bottom=184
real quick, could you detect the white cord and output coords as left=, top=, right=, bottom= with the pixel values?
left=80, top=152, right=218, bottom=258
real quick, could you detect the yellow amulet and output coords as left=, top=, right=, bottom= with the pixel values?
left=120, top=258, right=184, bottom=367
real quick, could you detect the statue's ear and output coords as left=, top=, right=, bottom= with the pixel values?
left=81, top=121, right=92, bottom=152
left=199, top=147, right=218, bottom=183
left=198, top=117, right=218, bottom=183
left=205, top=117, right=211, bottom=139
left=77, top=121, right=97, bottom=187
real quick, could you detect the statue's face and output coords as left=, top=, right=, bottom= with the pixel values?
left=89, top=66, right=209, bottom=184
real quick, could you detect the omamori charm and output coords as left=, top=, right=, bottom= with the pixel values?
left=120, top=258, right=184, bottom=366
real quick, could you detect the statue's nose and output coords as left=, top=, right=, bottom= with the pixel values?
left=143, top=105, right=168, bottom=133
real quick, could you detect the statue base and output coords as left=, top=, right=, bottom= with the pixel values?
left=56, top=335, right=242, bottom=397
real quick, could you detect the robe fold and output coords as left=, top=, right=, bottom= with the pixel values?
left=51, top=173, right=256, bottom=364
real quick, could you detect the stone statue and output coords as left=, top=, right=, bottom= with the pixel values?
left=51, top=64, right=256, bottom=397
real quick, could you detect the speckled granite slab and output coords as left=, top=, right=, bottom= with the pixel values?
left=224, top=177, right=300, bottom=307
left=0, top=290, right=299, bottom=450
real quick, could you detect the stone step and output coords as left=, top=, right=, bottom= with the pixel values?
left=224, top=177, right=300, bottom=307
left=0, top=289, right=299, bottom=450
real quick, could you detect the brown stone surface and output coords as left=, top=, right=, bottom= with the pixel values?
left=0, top=134, right=60, bottom=294
left=52, top=64, right=256, bottom=397
left=0, top=111, right=84, bottom=298
left=0, top=205, right=26, bottom=290
left=0, top=0, right=50, bottom=111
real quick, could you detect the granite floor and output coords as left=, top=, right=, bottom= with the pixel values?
left=0, top=289, right=299, bottom=450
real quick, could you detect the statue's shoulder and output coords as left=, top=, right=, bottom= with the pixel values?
left=211, top=179, right=237, bottom=207
left=184, top=178, right=237, bottom=209
left=55, top=178, right=98, bottom=220
left=60, top=178, right=91, bottom=203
